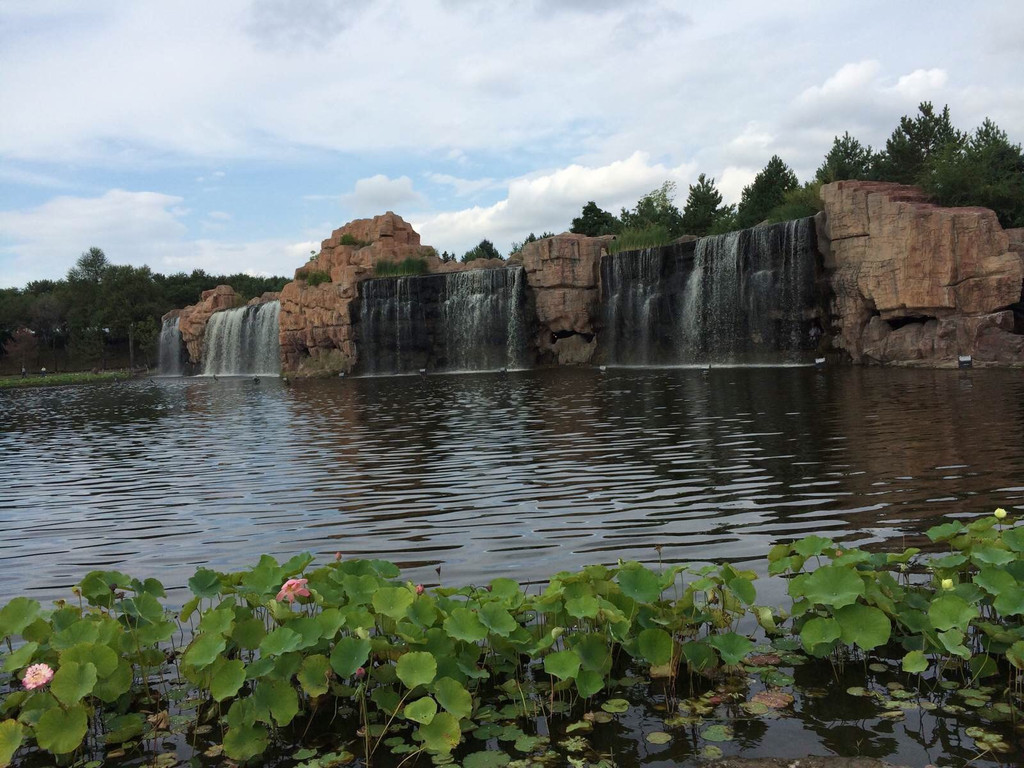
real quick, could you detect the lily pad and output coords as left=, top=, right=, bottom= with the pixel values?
left=646, top=731, right=671, bottom=744
left=701, top=724, right=734, bottom=742
left=600, top=698, right=629, bottom=714
left=751, top=690, right=793, bottom=709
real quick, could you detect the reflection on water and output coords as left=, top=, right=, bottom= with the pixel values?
left=1, top=367, right=1022, bottom=603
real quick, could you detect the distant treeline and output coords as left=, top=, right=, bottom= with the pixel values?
left=0, top=250, right=287, bottom=374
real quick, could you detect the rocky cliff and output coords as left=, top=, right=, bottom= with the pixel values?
left=163, top=285, right=240, bottom=364
left=821, top=181, right=1024, bottom=365
left=520, top=233, right=610, bottom=364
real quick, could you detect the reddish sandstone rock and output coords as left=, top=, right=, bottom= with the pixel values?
left=520, top=233, right=609, bottom=364
left=278, top=213, right=447, bottom=374
left=821, top=181, right=1024, bottom=365
left=164, top=285, right=240, bottom=364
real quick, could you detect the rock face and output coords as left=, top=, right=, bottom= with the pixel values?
left=163, top=285, right=240, bottom=364
left=278, top=212, right=441, bottom=373
left=520, top=233, right=610, bottom=365
left=821, top=181, right=1024, bottom=365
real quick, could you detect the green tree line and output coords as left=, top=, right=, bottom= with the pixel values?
left=0, top=249, right=288, bottom=373
left=568, top=102, right=1023, bottom=245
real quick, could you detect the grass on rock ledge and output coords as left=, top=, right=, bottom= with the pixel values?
left=0, top=509, right=1022, bottom=766
left=0, top=371, right=127, bottom=390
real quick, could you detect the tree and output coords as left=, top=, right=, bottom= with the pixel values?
left=570, top=202, right=620, bottom=236
left=679, top=174, right=726, bottom=236
left=816, top=132, right=875, bottom=183
left=872, top=102, right=965, bottom=185
left=619, top=181, right=685, bottom=238
left=66, top=247, right=110, bottom=366
left=102, top=265, right=159, bottom=370
left=921, top=118, right=1024, bottom=228
left=735, top=155, right=799, bottom=229
left=28, top=292, right=66, bottom=371
left=461, top=239, right=502, bottom=263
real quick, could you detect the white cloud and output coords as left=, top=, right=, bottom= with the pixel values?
left=341, top=175, right=421, bottom=216
left=0, top=189, right=312, bottom=286
left=425, top=173, right=499, bottom=197
left=413, top=152, right=697, bottom=254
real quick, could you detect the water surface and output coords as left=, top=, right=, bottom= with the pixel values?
left=2, top=367, right=1022, bottom=604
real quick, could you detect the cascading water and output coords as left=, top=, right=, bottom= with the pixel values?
left=357, top=267, right=528, bottom=375
left=200, top=301, right=281, bottom=376
left=158, top=316, right=184, bottom=375
left=601, top=218, right=822, bottom=365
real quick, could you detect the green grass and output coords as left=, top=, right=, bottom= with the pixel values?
left=374, top=257, right=429, bottom=277
left=607, top=225, right=674, bottom=254
left=0, top=370, right=126, bottom=390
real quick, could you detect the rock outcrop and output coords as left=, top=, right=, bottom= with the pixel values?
left=821, top=181, right=1024, bottom=365
left=279, top=212, right=446, bottom=373
left=163, top=285, right=240, bottom=364
left=520, top=233, right=610, bottom=365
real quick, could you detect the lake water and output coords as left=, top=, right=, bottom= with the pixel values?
left=2, top=366, right=1022, bottom=606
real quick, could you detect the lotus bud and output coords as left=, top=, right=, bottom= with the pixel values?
left=994, top=508, right=1007, bottom=520
left=355, top=667, right=366, bottom=679
left=415, top=584, right=424, bottom=595
left=941, top=578, right=954, bottom=591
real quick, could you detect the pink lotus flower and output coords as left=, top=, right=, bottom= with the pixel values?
left=334, top=552, right=342, bottom=561
left=23, top=663, right=54, bottom=690
left=276, top=578, right=311, bottom=603
left=415, top=584, right=424, bottom=595
left=355, top=666, right=366, bottom=679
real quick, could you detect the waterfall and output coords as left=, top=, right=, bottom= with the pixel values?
left=357, top=267, right=528, bottom=375
left=601, top=218, right=820, bottom=365
left=158, top=317, right=184, bottom=375
left=200, top=301, right=281, bottom=376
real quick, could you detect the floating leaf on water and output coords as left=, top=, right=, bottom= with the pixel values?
left=700, top=745, right=724, bottom=759
left=664, top=714, right=703, bottom=727
left=751, top=690, right=794, bottom=709
left=646, top=731, right=671, bottom=745
left=462, top=751, right=512, bottom=768
left=590, top=711, right=613, bottom=724
left=762, top=670, right=795, bottom=687
left=920, top=701, right=938, bottom=711
left=513, top=734, right=545, bottom=753
left=746, top=653, right=781, bottom=666
left=600, top=699, right=629, bottom=714
left=565, top=721, right=592, bottom=734
left=701, top=724, right=734, bottom=742
left=558, top=736, right=589, bottom=753
left=891, top=690, right=915, bottom=700
left=885, top=681, right=904, bottom=691
left=846, top=686, right=870, bottom=697
left=868, top=663, right=888, bottom=673
left=878, top=710, right=905, bottom=719
left=740, top=701, right=770, bottom=716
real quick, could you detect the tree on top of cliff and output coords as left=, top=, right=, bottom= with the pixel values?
left=509, top=232, right=556, bottom=256
left=619, top=182, right=686, bottom=238
left=680, top=174, right=730, bottom=237
left=816, top=132, right=876, bottom=183
left=921, top=118, right=1024, bottom=228
left=570, top=202, right=621, bottom=237
left=872, top=102, right=965, bottom=185
left=462, top=239, right=502, bottom=263
left=735, top=156, right=799, bottom=229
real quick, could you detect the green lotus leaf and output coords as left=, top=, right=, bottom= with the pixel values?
left=970, top=546, right=1014, bottom=566
left=902, top=650, right=928, bottom=673
left=232, top=618, right=267, bottom=650
left=617, top=564, right=661, bottom=603
left=198, top=607, right=234, bottom=636
left=575, top=669, right=604, bottom=698
left=565, top=595, right=600, bottom=619
left=397, top=651, right=437, bottom=689
left=373, top=586, right=414, bottom=620
left=187, top=568, right=222, bottom=599
left=260, top=627, right=302, bottom=656
left=463, top=751, right=511, bottom=768
left=478, top=603, right=518, bottom=637
left=600, top=698, right=629, bottom=713
left=433, top=676, right=472, bottom=719
left=994, top=588, right=1024, bottom=616
left=800, top=565, right=864, bottom=608
left=0, top=719, right=23, bottom=766
left=575, top=634, right=612, bottom=672
left=937, top=628, right=971, bottom=659
left=681, top=640, right=717, bottom=672
left=793, top=535, right=833, bottom=558
left=543, top=649, right=580, bottom=680
left=835, top=604, right=891, bottom=650
left=1006, top=640, right=1024, bottom=670
left=404, top=696, right=438, bottom=725
left=211, top=659, right=246, bottom=701
left=973, top=566, right=1017, bottom=597
left=2, top=642, right=38, bottom=673
left=35, top=704, right=88, bottom=755
left=707, top=632, right=754, bottom=666
left=59, top=643, right=117, bottom=678
left=1001, top=526, right=1024, bottom=552
left=0, top=598, right=40, bottom=639
left=443, top=607, right=488, bottom=642
left=254, top=678, right=298, bottom=727
left=926, top=521, right=965, bottom=542
left=223, top=723, right=269, bottom=761
left=646, top=731, right=671, bottom=744
left=183, top=633, right=226, bottom=669
left=929, top=594, right=978, bottom=631
left=104, top=713, right=145, bottom=745
left=51, top=661, right=97, bottom=706
left=415, top=710, right=462, bottom=753
left=637, top=628, right=673, bottom=666
left=330, top=636, right=371, bottom=677
left=800, top=616, right=842, bottom=654
left=701, top=724, right=734, bottom=742
left=726, top=576, right=756, bottom=605
left=93, top=659, right=132, bottom=702
left=297, top=654, right=332, bottom=697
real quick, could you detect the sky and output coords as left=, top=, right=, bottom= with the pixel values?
left=1, top=0, right=1022, bottom=288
